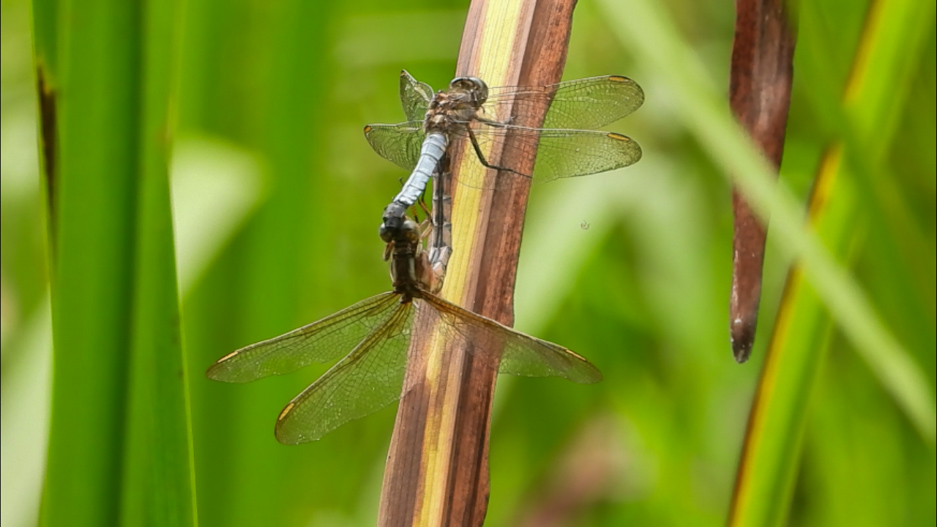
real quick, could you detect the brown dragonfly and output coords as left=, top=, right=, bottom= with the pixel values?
left=206, top=216, right=600, bottom=444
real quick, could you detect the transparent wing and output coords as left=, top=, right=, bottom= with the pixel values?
left=367, top=76, right=643, bottom=182
left=453, top=126, right=642, bottom=189
left=399, top=70, right=435, bottom=122
left=363, top=122, right=426, bottom=171
left=275, top=303, right=414, bottom=444
left=206, top=292, right=400, bottom=383
left=512, top=128, right=642, bottom=182
left=419, top=293, right=601, bottom=384
left=483, top=75, right=644, bottom=130
left=273, top=289, right=601, bottom=443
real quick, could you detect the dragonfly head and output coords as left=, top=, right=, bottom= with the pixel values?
left=380, top=202, right=409, bottom=243
left=448, top=76, right=489, bottom=106
left=379, top=214, right=421, bottom=247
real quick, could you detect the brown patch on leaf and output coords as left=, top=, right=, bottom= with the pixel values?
left=37, top=66, right=59, bottom=237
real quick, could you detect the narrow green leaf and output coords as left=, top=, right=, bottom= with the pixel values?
left=119, top=0, right=198, bottom=523
left=40, top=0, right=142, bottom=523
left=731, top=146, right=857, bottom=526
left=37, top=0, right=197, bottom=524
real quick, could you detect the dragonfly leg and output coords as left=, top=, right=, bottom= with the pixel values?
left=416, top=192, right=432, bottom=223
left=418, top=217, right=433, bottom=241
left=383, top=240, right=394, bottom=261
left=467, top=128, right=526, bottom=177
left=475, top=114, right=516, bottom=128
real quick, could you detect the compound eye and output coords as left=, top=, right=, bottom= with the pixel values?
left=401, top=219, right=421, bottom=242
left=449, top=76, right=470, bottom=89
left=466, top=77, right=488, bottom=103
left=379, top=223, right=394, bottom=243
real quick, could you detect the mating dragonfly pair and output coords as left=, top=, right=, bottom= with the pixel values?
left=207, top=71, right=644, bottom=443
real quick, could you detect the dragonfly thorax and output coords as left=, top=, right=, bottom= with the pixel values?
left=385, top=218, right=427, bottom=302
left=423, top=77, right=489, bottom=134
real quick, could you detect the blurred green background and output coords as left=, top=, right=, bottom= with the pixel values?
left=1, top=0, right=934, bottom=525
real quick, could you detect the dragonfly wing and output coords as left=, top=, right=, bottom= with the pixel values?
left=419, top=294, right=601, bottom=384
left=364, top=122, right=425, bottom=171
left=458, top=127, right=641, bottom=188
left=274, top=303, right=414, bottom=443
left=484, top=75, right=644, bottom=130
left=400, top=70, right=434, bottom=123
left=206, top=292, right=400, bottom=383
left=525, top=129, right=642, bottom=182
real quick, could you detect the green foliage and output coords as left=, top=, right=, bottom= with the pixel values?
left=18, top=0, right=195, bottom=525
left=1, top=0, right=933, bottom=526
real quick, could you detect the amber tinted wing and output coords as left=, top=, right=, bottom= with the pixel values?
left=274, top=303, right=414, bottom=444
left=206, top=292, right=400, bottom=383
left=418, top=293, right=601, bottom=383
left=274, top=290, right=601, bottom=444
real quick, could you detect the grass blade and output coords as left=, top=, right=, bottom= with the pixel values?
left=119, top=0, right=198, bottom=523
left=35, top=0, right=197, bottom=524
left=40, top=0, right=143, bottom=523
left=599, top=0, right=935, bottom=440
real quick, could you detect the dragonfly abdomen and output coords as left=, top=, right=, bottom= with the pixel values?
left=392, top=132, right=448, bottom=207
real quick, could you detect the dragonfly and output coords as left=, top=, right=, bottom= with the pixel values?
left=206, top=215, right=600, bottom=444
left=365, top=70, right=644, bottom=211
left=380, top=153, right=452, bottom=271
